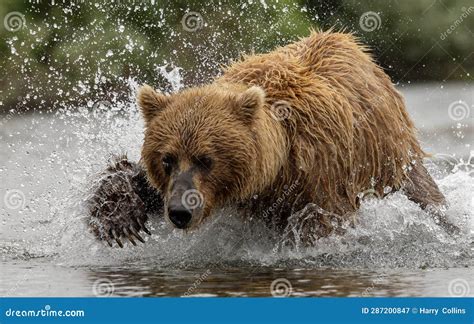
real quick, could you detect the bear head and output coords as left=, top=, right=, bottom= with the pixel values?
left=137, top=84, right=265, bottom=230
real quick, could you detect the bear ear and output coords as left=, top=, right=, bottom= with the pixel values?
left=237, top=86, right=265, bottom=123
left=137, top=85, right=169, bottom=124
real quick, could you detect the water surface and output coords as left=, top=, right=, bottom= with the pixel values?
left=0, top=83, right=473, bottom=297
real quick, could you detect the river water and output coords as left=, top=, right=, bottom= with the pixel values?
left=0, top=83, right=472, bottom=297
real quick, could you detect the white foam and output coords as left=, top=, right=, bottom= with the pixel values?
left=1, top=79, right=472, bottom=270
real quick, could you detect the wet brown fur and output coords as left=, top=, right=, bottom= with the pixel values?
left=138, top=30, right=447, bottom=236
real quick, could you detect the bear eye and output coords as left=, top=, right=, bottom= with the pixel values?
left=194, top=155, right=213, bottom=171
left=161, top=154, right=176, bottom=175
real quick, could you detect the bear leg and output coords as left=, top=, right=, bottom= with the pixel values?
left=282, top=203, right=347, bottom=246
left=403, top=161, right=459, bottom=235
left=87, top=155, right=163, bottom=247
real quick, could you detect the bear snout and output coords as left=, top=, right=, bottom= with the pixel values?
left=166, top=170, right=203, bottom=229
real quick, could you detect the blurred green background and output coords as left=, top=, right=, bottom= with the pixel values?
left=0, top=0, right=472, bottom=113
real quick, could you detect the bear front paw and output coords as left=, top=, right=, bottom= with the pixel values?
left=86, top=155, right=156, bottom=248
left=89, top=193, right=151, bottom=248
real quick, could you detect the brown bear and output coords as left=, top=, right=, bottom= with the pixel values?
left=88, top=30, right=454, bottom=247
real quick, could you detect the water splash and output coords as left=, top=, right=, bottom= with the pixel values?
left=157, top=65, right=184, bottom=92
left=1, top=78, right=473, bottom=270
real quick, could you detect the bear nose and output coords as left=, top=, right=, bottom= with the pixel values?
left=168, top=170, right=195, bottom=229
left=168, top=206, right=192, bottom=229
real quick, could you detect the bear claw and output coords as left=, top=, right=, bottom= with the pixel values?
left=104, top=218, right=152, bottom=248
left=86, top=155, right=163, bottom=248
left=129, top=226, right=145, bottom=243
